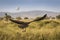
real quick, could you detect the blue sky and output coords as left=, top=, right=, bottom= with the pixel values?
left=0, top=0, right=60, bottom=12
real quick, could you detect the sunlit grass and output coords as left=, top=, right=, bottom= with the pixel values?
left=0, top=19, right=60, bottom=40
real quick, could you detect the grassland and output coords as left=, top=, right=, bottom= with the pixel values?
left=0, top=19, right=60, bottom=40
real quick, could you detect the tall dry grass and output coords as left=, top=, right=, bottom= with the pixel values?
left=0, top=19, right=60, bottom=40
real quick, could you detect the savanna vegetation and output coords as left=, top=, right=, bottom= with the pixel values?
left=0, top=14, right=60, bottom=40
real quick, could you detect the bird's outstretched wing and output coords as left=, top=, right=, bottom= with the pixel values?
left=31, top=14, right=47, bottom=22
left=9, top=14, right=47, bottom=24
left=9, top=19, right=25, bottom=24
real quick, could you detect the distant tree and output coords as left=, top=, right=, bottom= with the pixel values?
left=4, top=13, right=12, bottom=21
left=56, top=15, right=60, bottom=19
left=16, top=17, right=22, bottom=20
left=24, top=17, right=28, bottom=19
left=0, top=17, right=3, bottom=20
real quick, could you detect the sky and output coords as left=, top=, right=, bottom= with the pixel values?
left=0, top=0, right=60, bottom=12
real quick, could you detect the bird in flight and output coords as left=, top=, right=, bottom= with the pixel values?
left=9, top=14, right=47, bottom=32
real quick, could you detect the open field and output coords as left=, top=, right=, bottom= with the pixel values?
left=0, top=19, right=60, bottom=40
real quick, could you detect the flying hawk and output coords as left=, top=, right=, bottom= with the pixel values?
left=9, top=14, right=47, bottom=32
